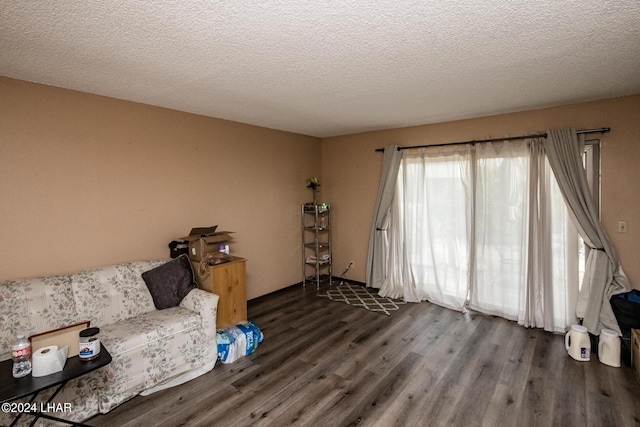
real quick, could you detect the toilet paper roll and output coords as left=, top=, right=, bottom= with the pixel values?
left=32, top=345, right=68, bottom=377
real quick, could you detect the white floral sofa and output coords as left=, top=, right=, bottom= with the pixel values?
left=0, top=259, right=219, bottom=425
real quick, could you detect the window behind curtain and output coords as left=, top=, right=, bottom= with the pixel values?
left=470, top=142, right=530, bottom=319
left=579, top=140, right=601, bottom=287
left=398, top=146, right=472, bottom=310
left=392, top=140, right=580, bottom=331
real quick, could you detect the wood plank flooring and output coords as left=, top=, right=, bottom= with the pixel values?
left=89, top=282, right=640, bottom=427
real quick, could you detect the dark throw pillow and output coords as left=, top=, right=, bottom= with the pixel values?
left=142, top=254, right=197, bottom=309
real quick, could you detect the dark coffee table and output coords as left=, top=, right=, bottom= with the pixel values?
left=0, top=344, right=111, bottom=427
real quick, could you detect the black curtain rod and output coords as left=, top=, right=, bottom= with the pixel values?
left=374, top=127, right=611, bottom=152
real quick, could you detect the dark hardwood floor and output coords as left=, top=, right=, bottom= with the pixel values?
left=89, top=281, right=640, bottom=427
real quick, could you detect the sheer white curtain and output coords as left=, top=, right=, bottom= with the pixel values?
left=382, top=139, right=579, bottom=332
left=469, top=141, right=529, bottom=319
left=520, top=141, right=579, bottom=331
left=381, top=145, right=472, bottom=308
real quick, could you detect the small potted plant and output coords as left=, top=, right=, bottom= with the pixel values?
left=306, top=177, right=321, bottom=206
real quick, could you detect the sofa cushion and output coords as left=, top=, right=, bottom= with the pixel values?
left=71, top=261, right=165, bottom=328
left=0, top=275, right=80, bottom=358
left=142, top=255, right=197, bottom=309
left=96, top=305, right=214, bottom=412
left=99, top=305, right=202, bottom=356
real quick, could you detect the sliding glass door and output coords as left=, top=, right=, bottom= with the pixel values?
left=395, top=145, right=472, bottom=310
left=385, top=139, right=581, bottom=332
left=470, top=142, right=529, bottom=319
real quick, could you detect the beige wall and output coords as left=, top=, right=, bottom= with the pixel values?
left=0, top=77, right=321, bottom=299
left=322, top=95, right=640, bottom=290
left=2, top=77, right=638, bottom=299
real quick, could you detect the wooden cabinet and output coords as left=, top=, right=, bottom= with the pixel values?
left=192, top=257, right=247, bottom=329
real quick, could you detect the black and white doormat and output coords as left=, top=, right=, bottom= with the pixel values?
left=319, top=282, right=406, bottom=315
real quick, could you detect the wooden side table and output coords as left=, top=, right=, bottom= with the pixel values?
left=192, top=257, right=247, bottom=329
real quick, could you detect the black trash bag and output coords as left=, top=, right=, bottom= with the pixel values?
left=610, top=289, right=640, bottom=365
left=168, top=240, right=189, bottom=259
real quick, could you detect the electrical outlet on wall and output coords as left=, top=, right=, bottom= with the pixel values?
left=618, top=221, right=628, bottom=233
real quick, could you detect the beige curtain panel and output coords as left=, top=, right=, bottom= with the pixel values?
left=543, top=128, right=630, bottom=335
left=366, top=145, right=402, bottom=289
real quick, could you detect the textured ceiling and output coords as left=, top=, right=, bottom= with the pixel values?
left=2, top=1, right=640, bottom=138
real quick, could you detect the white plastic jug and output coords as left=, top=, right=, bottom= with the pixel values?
left=565, top=324, right=591, bottom=361
left=598, top=328, right=621, bottom=367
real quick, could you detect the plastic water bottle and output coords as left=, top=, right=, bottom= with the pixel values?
left=11, top=334, right=32, bottom=378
